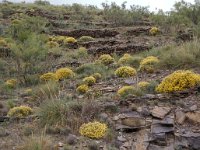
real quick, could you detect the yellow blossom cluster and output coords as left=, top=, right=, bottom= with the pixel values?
left=8, top=106, right=33, bottom=118
left=156, top=70, right=200, bottom=93
left=98, top=54, right=114, bottom=65
left=40, top=68, right=74, bottom=82
left=79, top=121, right=107, bottom=139
left=0, top=38, right=8, bottom=47
left=40, top=72, right=57, bottom=82
left=117, top=86, right=135, bottom=97
left=138, top=81, right=150, bottom=89
left=149, top=27, right=159, bottom=35
left=55, top=68, right=75, bottom=80
left=76, top=84, right=89, bottom=94
left=115, top=66, right=137, bottom=78
left=83, top=76, right=96, bottom=86
left=118, top=53, right=133, bottom=65
left=47, top=41, right=59, bottom=48
left=92, top=73, right=102, bottom=81
left=5, top=79, right=17, bottom=88
left=64, top=37, right=77, bottom=44
left=139, top=56, right=159, bottom=73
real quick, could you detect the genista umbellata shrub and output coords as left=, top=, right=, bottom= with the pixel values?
left=115, top=66, right=137, bottom=78
left=98, top=54, right=114, bottom=65
left=79, top=121, right=107, bottom=139
left=117, top=86, right=135, bottom=97
left=40, top=72, right=57, bottom=82
left=55, top=68, right=75, bottom=80
left=8, top=106, right=32, bottom=118
left=83, top=76, right=96, bottom=86
left=156, top=70, right=200, bottom=93
left=139, top=56, right=159, bottom=73
left=76, top=84, right=89, bottom=94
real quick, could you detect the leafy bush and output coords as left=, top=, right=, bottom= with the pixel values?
left=138, top=81, right=150, bottom=90
left=117, top=86, right=135, bottom=97
left=92, top=73, right=102, bottom=81
left=8, top=106, right=32, bottom=118
left=83, top=76, right=96, bottom=86
left=46, top=41, right=59, bottom=48
left=98, top=54, right=114, bottom=65
left=139, top=56, right=159, bottom=73
left=156, top=70, right=200, bottom=93
left=5, top=79, right=17, bottom=88
left=76, top=84, right=89, bottom=94
left=0, top=39, right=7, bottom=47
left=77, top=47, right=88, bottom=58
left=149, top=27, right=159, bottom=35
left=118, top=54, right=133, bottom=65
left=78, top=36, right=94, bottom=43
left=64, top=37, right=77, bottom=44
left=55, top=68, right=75, bottom=80
left=115, top=66, right=137, bottom=78
left=79, top=121, right=107, bottom=139
left=40, top=72, right=57, bottom=82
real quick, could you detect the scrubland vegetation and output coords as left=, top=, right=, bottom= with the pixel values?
left=1, top=0, right=200, bottom=149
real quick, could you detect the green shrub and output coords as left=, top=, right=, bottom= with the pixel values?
left=78, top=36, right=94, bottom=43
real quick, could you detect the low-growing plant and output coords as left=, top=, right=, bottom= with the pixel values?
left=64, top=37, right=77, bottom=44
left=76, top=84, right=89, bottom=94
left=55, top=68, right=75, bottom=80
left=46, top=41, right=59, bottom=48
left=98, top=54, right=114, bottom=65
left=79, top=121, right=107, bottom=139
left=40, top=72, right=57, bottom=82
left=139, top=56, right=159, bottom=73
left=16, top=134, right=52, bottom=150
left=92, top=73, right=102, bottom=81
left=115, top=66, right=137, bottom=78
left=137, top=81, right=150, bottom=90
left=83, top=76, right=96, bottom=86
left=78, top=36, right=94, bottom=43
left=149, top=27, right=159, bottom=35
left=117, top=86, right=135, bottom=97
left=5, top=79, right=17, bottom=88
left=156, top=70, right=200, bottom=93
left=118, top=53, right=133, bottom=65
left=8, top=106, right=32, bottom=118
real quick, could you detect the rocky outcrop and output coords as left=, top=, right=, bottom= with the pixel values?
left=52, top=29, right=119, bottom=38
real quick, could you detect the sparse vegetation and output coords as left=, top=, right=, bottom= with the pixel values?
left=1, top=1, right=200, bottom=149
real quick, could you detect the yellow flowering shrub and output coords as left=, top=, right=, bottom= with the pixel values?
left=8, top=106, right=33, bottom=118
left=40, top=72, right=57, bottom=81
left=79, top=121, right=107, bottom=139
left=64, top=37, right=77, bottom=43
left=54, top=36, right=66, bottom=43
left=117, top=86, right=135, bottom=97
left=138, top=81, right=150, bottom=89
left=156, top=70, right=200, bottom=93
left=55, top=68, right=75, bottom=80
left=5, top=79, right=17, bottom=88
left=115, top=66, right=137, bottom=78
left=0, top=39, right=7, bottom=47
left=92, top=73, right=102, bottom=81
left=98, top=54, right=114, bottom=65
left=139, top=56, right=159, bottom=73
left=47, top=41, right=59, bottom=48
left=76, top=84, right=89, bottom=94
left=149, top=27, right=159, bottom=35
left=118, top=53, right=133, bottom=65
left=83, top=76, right=96, bottom=86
